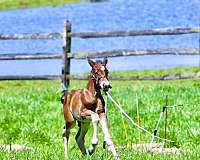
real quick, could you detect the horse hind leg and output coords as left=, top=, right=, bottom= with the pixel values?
left=62, top=125, right=69, bottom=158
left=62, top=121, right=74, bottom=158
left=75, top=121, right=90, bottom=155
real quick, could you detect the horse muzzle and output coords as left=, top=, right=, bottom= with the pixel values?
left=103, top=84, right=112, bottom=92
left=100, top=78, right=112, bottom=91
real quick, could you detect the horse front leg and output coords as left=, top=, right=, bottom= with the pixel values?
left=80, top=109, right=100, bottom=155
left=88, top=113, right=99, bottom=155
left=99, top=113, right=118, bottom=159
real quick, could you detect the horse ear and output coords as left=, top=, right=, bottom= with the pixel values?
left=87, top=57, right=95, bottom=67
left=103, top=57, right=108, bottom=66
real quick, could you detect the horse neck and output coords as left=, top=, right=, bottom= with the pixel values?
left=86, top=76, right=101, bottom=97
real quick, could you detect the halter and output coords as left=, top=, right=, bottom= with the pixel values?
left=90, top=73, right=102, bottom=91
left=90, top=70, right=104, bottom=83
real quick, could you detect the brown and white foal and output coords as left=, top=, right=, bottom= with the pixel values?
left=61, top=57, right=117, bottom=159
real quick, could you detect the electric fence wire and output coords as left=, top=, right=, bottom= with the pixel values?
left=106, top=92, right=175, bottom=143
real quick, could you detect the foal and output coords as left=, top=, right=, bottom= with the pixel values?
left=62, top=57, right=117, bottom=159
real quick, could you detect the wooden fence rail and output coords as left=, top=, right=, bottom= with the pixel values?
left=0, top=33, right=62, bottom=40
left=0, top=53, right=62, bottom=60
left=0, top=27, right=199, bottom=40
left=70, top=27, right=200, bottom=38
left=73, top=48, right=200, bottom=59
left=0, top=48, right=199, bottom=60
left=0, top=20, right=200, bottom=87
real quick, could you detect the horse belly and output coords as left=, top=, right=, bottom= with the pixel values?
left=71, top=111, right=90, bottom=123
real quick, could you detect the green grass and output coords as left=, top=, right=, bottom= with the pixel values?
left=78, top=66, right=200, bottom=78
left=0, top=0, right=80, bottom=10
left=0, top=78, right=200, bottom=159
left=109, top=66, right=200, bottom=77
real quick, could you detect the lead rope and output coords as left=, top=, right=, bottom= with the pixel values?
left=103, top=92, right=108, bottom=149
left=105, top=91, right=108, bottom=115
left=105, top=92, right=175, bottom=143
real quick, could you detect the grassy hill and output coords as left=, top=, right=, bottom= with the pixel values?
left=0, top=0, right=80, bottom=10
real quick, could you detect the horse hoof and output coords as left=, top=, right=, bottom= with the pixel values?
left=103, top=141, right=106, bottom=149
left=88, top=150, right=94, bottom=156
left=114, top=155, right=118, bottom=160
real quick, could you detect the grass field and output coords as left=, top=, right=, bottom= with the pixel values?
left=79, top=66, right=200, bottom=78
left=0, top=0, right=80, bottom=10
left=0, top=78, right=200, bottom=159
left=109, top=66, right=200, bottom=78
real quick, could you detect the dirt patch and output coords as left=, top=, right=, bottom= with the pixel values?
left=0, top=144, right=31, bottom=152
left=117, top=143, right=187, bottom=154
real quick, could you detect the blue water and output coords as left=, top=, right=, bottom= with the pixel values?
left=0, top=0, right=199, bottom=75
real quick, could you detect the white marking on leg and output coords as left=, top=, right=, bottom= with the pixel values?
left=63, top=137, right=68, bottom=158
left=91, top=114, right=100, bottom=123
left=91, top=114, right=99, bottom=144
left=89, top=114, right=99, bottom=155
left=62, top=128, right=68, bottom=158
left=91, top=122, right=98, bottom=144
left=100, top=115, right=118, bottom=158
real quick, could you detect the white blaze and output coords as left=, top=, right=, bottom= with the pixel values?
left=100, top=78, right=109, bottom=89
left=101, top=66, right=105, bottom=71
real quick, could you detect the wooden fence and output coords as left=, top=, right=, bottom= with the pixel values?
left=0, top=20, right=200, bottom=89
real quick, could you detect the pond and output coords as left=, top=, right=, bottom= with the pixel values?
left=0, top=0, right=199, bottom=75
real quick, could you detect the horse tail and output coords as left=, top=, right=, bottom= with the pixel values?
left=61, top=82, right=68, bottom=104
left=61, top=90, right=68, bottom=104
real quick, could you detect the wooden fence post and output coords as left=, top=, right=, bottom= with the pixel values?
left=62, top=20, right=71, bottom=90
